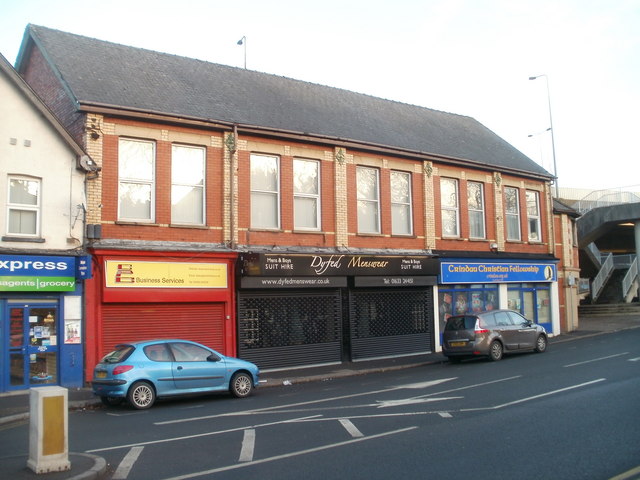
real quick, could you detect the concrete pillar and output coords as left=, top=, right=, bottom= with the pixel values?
left=27, top=386, right=70, bottom=474
left=635, top=221, right=640, bottom=264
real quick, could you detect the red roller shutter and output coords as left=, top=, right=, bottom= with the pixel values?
left=101, top=303, right=225, bottom=357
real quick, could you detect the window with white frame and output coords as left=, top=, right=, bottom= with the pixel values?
left=505, top=186, right=521, bottom=241
left=526, top=190, right=542, bottom=242
left=441, top=177, right=459, bottom=237
left=251, top=154, right=280, bottom=229
left=356, top=166, right=380, bottom=234
left=293, top=158, right=320, bottom=230
left=171, top=144, right=205, bottom=225
left=7, top=176, right=40, bottom=236
left=467, top=181, right=486, bottom=239
left=118, top=138, right=155, bottom=222
left=391, top=170, right=412, bottom=235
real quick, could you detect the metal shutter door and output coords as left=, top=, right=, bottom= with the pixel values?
left=101, top=303, right=225, bottom=356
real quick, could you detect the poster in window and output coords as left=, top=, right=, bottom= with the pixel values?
left=65, top=319, right=81, bottom=344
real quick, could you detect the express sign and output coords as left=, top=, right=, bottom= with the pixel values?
left=0, top=255, right=79, bottom=292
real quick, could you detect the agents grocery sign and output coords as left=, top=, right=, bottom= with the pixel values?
left=0, top=255, right=76, bottom=291
left=105, top=261, right=228, bottom=288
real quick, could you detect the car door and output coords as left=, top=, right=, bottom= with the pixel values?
left=507, top=311, right=537, bottom=349
left=493, top=311, right=519, bottom=350
left=169, top=342, right=227, bottom=391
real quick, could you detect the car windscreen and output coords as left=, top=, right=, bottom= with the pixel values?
left=445, top=316, right=477, bottom=331
left=100, top=345, right=135, bottom=363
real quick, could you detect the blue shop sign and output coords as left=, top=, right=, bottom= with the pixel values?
left=441, top=261, right=557, bottom=284
left=0, top=255, right=91, bottom=292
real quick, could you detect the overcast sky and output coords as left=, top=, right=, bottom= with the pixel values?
left=1, top=0, right=638, bottom=194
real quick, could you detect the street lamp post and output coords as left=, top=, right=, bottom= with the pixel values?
left=237, top=36, right=247, bottom=69
left=529, top=74, right=559, bottom=197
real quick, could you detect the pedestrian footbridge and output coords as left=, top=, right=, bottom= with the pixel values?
left=569, top=186, right=640, bottom=304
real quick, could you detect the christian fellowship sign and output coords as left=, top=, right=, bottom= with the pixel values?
left=240, top=253, right=440, bottom=277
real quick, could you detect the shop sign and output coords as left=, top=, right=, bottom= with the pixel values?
left=105, top=261, right=228, bottom=288
left=241, top=276, right=348, bottom=289
left=0, top=255, right=77, bottom=291
left=241, top=253, right=439, bottom=277
left=440, top=261, right=557, bottom=284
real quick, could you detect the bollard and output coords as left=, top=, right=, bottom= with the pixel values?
left=27, top=386, right=71, bottom=474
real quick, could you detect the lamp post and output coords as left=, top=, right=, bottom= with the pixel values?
left=529, top=74, right=559, bottom=197
left=237, top=36, right=247, bottom=69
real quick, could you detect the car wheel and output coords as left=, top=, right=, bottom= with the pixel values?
left=489, top=341, right=503, bottom=361
left=534, top=334, right=547, bottom=353
left=127, top=381, right=155, bottom=409
left=230, top=372, right=253, bottom=398
left=100, top=395, right=124, bottom=407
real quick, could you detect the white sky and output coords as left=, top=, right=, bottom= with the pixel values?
left=1, top=0, right=638, bottom=193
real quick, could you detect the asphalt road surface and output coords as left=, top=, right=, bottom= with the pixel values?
left=2, top=329, right=640, bottom=480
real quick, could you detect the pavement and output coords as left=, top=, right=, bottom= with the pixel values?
left=1, top=313, right=639, bottom=479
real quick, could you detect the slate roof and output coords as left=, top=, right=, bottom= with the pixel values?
left=18, top=24, right=551, bottom=179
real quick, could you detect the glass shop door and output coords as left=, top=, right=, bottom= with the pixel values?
left=6, top=304, right=59, bottom=390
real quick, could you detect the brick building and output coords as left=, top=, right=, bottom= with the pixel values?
left=14, top=25, right=579, bottom=379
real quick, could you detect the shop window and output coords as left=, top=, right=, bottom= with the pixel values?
left=293, top=158, right=320, bottom=230
left=441, top=178, right=459, bottom=237
left=505, top=186, right=521, bottom=241
left=357, top=166, right=380, bottom=234
left=467, top=181, right=486, bottom=239
left=391, top=170, right=413, bottom=236
left=439, top=285, right=499, bottom=332
left=7, top=176, right=40, bottom=236
left=171, top=144, right=205, bottom=225
left=526, top=190, right=542, bottom=242
left=251, top=153, right=280, bottom=229
left=118, top=138, right=155, bottom=222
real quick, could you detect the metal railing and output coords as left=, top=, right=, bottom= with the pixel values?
left=592, top=253, right=614, bottom=302
left=575, top=185, right=640, bottom=214
left=622, top=257, right=639, bottom=303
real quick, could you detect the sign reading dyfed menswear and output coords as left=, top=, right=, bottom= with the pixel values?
left=440, top=261, right=557, bottom=284
left=104, top=261, right=228, bottom=288
left=0, top=255, right=77, bottom=291
left=241, top=253, right=440, bottom=277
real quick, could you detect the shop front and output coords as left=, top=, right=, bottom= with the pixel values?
left=437, top=259, right=559, bottom=344
left=0, top=254, right=90, bottom=392
left=85, top=251, right=237, bottom=382
left=238, top=253, right=440, bottom=370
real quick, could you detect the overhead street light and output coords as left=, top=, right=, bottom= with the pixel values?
left=237, top=36, right=247, bottom=69
left=529, top=74, right=559, bottom=197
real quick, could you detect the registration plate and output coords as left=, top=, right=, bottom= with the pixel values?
left=96, top=371, right=107, bottom=379
left=449, top=341, right=466, bottom=347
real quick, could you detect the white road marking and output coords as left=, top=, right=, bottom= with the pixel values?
left=87, top=415, right=321, bottom=453
left=564, top=353, right=629, bottom=367
left=438, top=412, right=453, bottom=418
left=462, top=378, right=607, bottom=411
left=158, top=427, right=417, bottom=480
left=112, top=446, right=144, bottom=479
left=339, top=418, right=364, bottom=437
left=238, top=429, right=255, bottom=462
left=609, top=464, right=640, bottom=480
left=376, top=397, right=462, bottom=408
left=629, top=357, right=640, bottom=362
left=155, top=377, right=460, bottom=425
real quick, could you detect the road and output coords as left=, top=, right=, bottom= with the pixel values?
left=3, top=329, right=640, bottom=479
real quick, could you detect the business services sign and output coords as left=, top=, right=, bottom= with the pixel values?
left=0, top=255, right=77, bottom=291
left=440, top=261, right=557, bottom=284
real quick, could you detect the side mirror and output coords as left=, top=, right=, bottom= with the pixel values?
left=207, top=354, right=221, bottom=362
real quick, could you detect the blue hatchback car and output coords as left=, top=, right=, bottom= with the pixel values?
left=92, top=339, right=260, bottom=409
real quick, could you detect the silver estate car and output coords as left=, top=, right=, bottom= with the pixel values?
left=442, top=309, right=548, bottom=362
